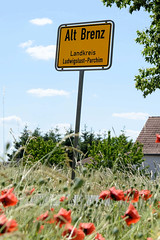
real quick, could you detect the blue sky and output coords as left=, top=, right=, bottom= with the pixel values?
left=0, top=0, right=159, bottom=156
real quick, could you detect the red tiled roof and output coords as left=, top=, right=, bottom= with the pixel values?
left=136, top=116, right=160, bottom=154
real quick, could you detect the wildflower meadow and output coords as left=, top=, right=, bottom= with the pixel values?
left=0, top=159, right=160, bottom=240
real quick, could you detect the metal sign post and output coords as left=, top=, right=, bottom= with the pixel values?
left=71, top=70, right=84, bottom=180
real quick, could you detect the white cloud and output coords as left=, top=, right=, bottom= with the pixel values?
left=124, top=129, right=140, bottom=141
left=26, top=45, right=56, bottom=60
left=19, top=40, right=33, bottom=48
left=30, top=18, right=53, bottom=26
left=0, top=116, right=24, bottom=126
left=27, top=88, right=70, bottom=97
left=112, top=112, right=149, bottom=120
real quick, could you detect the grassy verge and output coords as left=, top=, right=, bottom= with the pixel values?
left=0, top=162, right=160, bottom=239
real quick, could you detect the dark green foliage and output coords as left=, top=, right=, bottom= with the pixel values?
left=102, top=0, right=160, bottom=97
left=32, top=127, right=42, bottom=137
left=61, top=126, right=97, bottom=164
left=87, top=131, right=144, bottom=172
left=24, top=136, right=66, bottom=166
left=43, top=128, right=61, bottom=143
left=102, top=0, right=154, bottom=13
left=80, top=125, right=97, bottom=158
left=7, top=125, right=30, bottom=160
left=7, top=126, right=66, bottom=166
left=62, top=127, right=74, bottom=163
left=8, top=126, right=144, bottom=172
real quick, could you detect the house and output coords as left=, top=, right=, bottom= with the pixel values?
left=136, top=116, right=160, bottom=173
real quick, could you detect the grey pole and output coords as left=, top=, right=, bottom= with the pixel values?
left=71, top=70, right=84, bottom=180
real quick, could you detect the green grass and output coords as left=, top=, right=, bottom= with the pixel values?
left=0, top=161, right=160, bottom=240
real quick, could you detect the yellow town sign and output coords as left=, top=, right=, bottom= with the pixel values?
left=55, top=20, right=114, bottom=71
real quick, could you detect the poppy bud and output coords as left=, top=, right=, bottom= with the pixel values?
left=73, top=178, right=84, bottom=190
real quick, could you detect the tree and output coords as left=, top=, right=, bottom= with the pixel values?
left=62, top=125, right=98, bottom=164
left=80, top=125, right=96, bottom=158
left=8, top=126, right=66, bottom=166
left=9, top=126, right=97, bottom=164
left=43, top=128, right=61, bottom=143
left=102, top=0, right=160, bottom=97
left=8, top=126, right=62, bottom=162
left=87, top=131, right=144, bottom=172
left=62, top=127, right=75, bottom=166
left=24, top=136, right=66, bottom=166
left=7, top=125, right=30, bottom=160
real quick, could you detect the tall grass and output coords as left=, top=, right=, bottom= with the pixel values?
left=0, top=160, right=160, bottom=239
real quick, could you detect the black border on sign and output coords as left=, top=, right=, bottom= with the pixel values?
left=58, top=23, right=111, bottom=68
left=55, top=20, right=115, bottom=71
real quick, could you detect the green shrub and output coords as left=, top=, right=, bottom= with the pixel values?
left=87, top=131, right=144, bottom=172
left=23, top=136, right=67, bottom=166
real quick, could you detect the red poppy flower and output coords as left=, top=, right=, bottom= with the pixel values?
left=121, top=204, right=140, bottom=226
left=36, top=211, right=49, bottom=221
left=147, top=238, right=153, bottom=240
left=109, top=187, right=124, bottom=201
left=155, top=134, right=160, bottom=143
left=54, top=208, right=71, bottom=227
left=25, top=188, right=35, bottom=196
left=0, top=214, right=18, bottom=235
left=95, top=232, right=105, bottom=240
left=99, top=190, right=110, bottom=200
left=60, top=196, right=68, bottom=202
left=123, top=189, right=139, bottom=202
left=62, top=224, right=85, bottom=240
left=139, top=190, right=152, bottom=200
left=0, top=188, right=18, bottom=207
left=79, top=222, right=96, bottom=235
left=35, top=208, right=55, bottom=223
